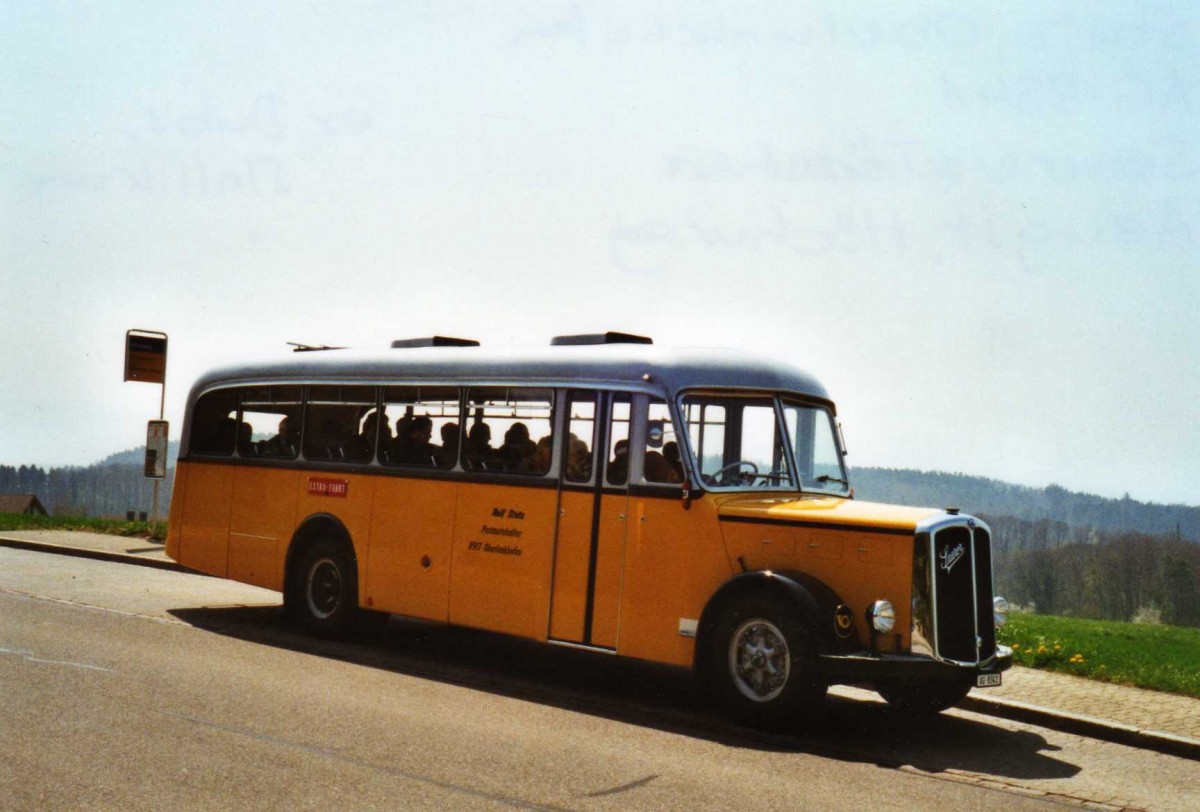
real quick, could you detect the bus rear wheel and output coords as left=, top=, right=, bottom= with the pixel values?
left=706, top=597, right=826, bottom=728
left=295, top=540, right=384, bottom=639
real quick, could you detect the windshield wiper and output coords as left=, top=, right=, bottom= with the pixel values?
left=815, top=475, right=848, bottom=486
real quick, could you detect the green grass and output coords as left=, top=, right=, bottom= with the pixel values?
left=0, top=513, right=166, bottom=542
left=998, top=612, right=1200, bottom=699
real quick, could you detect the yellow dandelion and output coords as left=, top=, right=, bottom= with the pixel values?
left=1038, top=645, right=1048, bottom=653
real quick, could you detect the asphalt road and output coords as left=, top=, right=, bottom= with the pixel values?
left=1, top=547, right=1194, bottom=811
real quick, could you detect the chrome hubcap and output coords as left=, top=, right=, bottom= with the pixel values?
left=306, top=557, right=342, bottom=620
left=729, top=618, right=790, bottom=702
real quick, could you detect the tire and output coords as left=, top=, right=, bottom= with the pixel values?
left=295, top=540, right=386, bottom=639
left=876, top=679, right=972, bottom=714
left=705, top=596, right=827, bottom=727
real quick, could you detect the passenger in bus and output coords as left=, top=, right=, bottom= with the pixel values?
left=356, top=411, right=389, bottom=461
left=397, top=416, right=437, bottom=465
left=531, top=434, right=553, bottom=474
left=565, top=433, right=592, bottom=481
left=464, top=422, right=496, bottom=469
left=607, top=439, right=629, bottom=485
left=435, top=422, right=460, bottom=467
left=261, top=416, right=299, bottom=457
left=662, top=441, right=684, bottom=483
left=500, top=422, right=538, bottom=471
left=644, top=448, right=676, bottom=483
left=237, top=421, right=252, bottom=452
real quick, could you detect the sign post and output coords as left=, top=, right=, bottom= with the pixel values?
left=125, top=330, right=169, bottom=528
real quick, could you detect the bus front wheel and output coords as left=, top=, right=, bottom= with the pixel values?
left=706, top=597, right=826, bottom=727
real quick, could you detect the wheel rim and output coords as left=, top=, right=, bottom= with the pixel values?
left=306, top=557, right=342, bottom=620
left=728, top=618, right=791, bottom=702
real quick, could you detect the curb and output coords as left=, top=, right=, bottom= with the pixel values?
left=960, top=694, right=1200, bottom=761
left=0, top=535, right=193, bottom=575
left=4, top=533, right=1199, bottom=761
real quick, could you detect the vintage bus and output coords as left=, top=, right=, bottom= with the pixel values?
left=166, top=333, right=1011, bottom=723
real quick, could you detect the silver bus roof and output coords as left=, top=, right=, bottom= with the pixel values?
left=188, top=344, right=832, bottom=406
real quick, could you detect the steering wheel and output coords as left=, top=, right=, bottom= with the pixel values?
left=712, top=460, right=759, bottom=486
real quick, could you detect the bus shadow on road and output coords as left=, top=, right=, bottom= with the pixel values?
left=169, top=604, right=1080, bottom=782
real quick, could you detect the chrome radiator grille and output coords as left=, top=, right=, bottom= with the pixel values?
left=912, top=520, right=997, bottom=666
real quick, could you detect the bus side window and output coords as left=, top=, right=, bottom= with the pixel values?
left=304, top=385, right=377, bottom=463
left=465, top=387, right=555, bottom=475
left=605, top=395, right=631, bottom=486
left=381, top=386, right=462, bottom=469
left=564, top=392, right=596, bottom=483
left=240, top=386, right=303, bottom=460
left=188, top=389, right=240, bottom=456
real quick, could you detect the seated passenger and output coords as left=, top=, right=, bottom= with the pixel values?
left=499, top=422, right=538, bottom=472
left=260, top=416, right=299, bottom=457
left=356, top=411, right=387, bottom=461
left=464, top=423, right=496, bottom=469
left=397, top=416, right=437, bottom=465
left=565, top=433, right=592, bottom=481
left=607, top=438, right=629, bottom=485
left=530, top=434, right=554, bottom=475
left=662, top=441, right=684, bottom=482
left=435, top=422, right=460, bottom=467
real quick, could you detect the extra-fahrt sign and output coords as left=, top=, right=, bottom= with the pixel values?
left=125, top=330, right=168, bottom=384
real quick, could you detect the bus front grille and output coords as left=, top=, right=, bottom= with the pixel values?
left=913, top=522, right=997, bottom=666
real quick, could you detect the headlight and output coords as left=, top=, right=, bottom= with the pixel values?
left=867, top=600, right=895, bottom=634
left=993, top=596, right=1009, bottom=628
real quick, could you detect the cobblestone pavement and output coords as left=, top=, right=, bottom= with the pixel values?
left=982, top=664, right=1200, bottom=742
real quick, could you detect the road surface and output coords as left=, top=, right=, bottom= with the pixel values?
left=1, top=547, right=1193, bottom=810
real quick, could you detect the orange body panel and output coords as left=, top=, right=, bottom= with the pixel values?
left=172, top=463, right=233, bottom=577
left=228, top=467, right=300, bottom=590
left=448, top=483, right=558, bottom=639
left=616, top=495, right=731, bottom=666
left=365, top=478, right=458, bottom=620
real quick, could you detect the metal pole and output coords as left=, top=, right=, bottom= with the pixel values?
left=151, top=378, right=165, bottom=530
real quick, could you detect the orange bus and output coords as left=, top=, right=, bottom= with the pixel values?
left=166, top=333, right=1011, bottom=723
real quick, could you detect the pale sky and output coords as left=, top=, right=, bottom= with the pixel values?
left=2, top=3, right=1197, bottom=506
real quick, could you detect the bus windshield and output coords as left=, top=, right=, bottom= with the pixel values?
left=680, top=393, right=849, bottom=495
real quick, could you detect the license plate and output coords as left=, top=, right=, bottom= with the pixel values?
left=976, top=673, right=1002, bottom=688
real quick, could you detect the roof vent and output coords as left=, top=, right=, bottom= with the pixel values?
left=390, top=336, right=480, bottom=349
left=551, top=331, right=653, bottom=346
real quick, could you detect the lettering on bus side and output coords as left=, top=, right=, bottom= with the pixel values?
left=307, top=477, right=349, bottom=497
left=467, top=539, right=523, bottom=556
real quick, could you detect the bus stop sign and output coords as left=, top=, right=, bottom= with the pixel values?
left=125, top=330, right=168, bottom=384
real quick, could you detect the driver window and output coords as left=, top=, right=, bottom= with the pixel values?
left=682, top=395, right=795, bottom=489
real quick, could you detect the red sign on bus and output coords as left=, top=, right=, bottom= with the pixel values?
left=307, top=477, right=348, bottom=498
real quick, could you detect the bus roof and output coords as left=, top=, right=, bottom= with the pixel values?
left=188, top=344, right=833, bottom=405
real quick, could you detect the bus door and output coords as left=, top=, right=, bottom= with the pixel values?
left=549, top=391, right=630, bottom=649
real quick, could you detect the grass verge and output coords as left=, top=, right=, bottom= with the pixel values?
left=998, top=612, right=1200, bottom=699
left=0, top=513, right=166, bottom=542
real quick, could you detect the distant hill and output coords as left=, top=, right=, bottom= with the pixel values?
left=95, top=442, right=180, bottom=469
left=850, top=466, right=1198, bottom=542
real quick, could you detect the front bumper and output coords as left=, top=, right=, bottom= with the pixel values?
left=817, top=644, right=1013, bottom=685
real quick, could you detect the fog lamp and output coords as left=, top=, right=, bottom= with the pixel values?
left=993, top=596, right=1010, bottom=628
left=867, top=600, right=895, bottom=634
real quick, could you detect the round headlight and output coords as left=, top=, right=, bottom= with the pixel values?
left=993, top=596, right=1010, bottom=628
left=867, top=600, right=895, bottom=634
